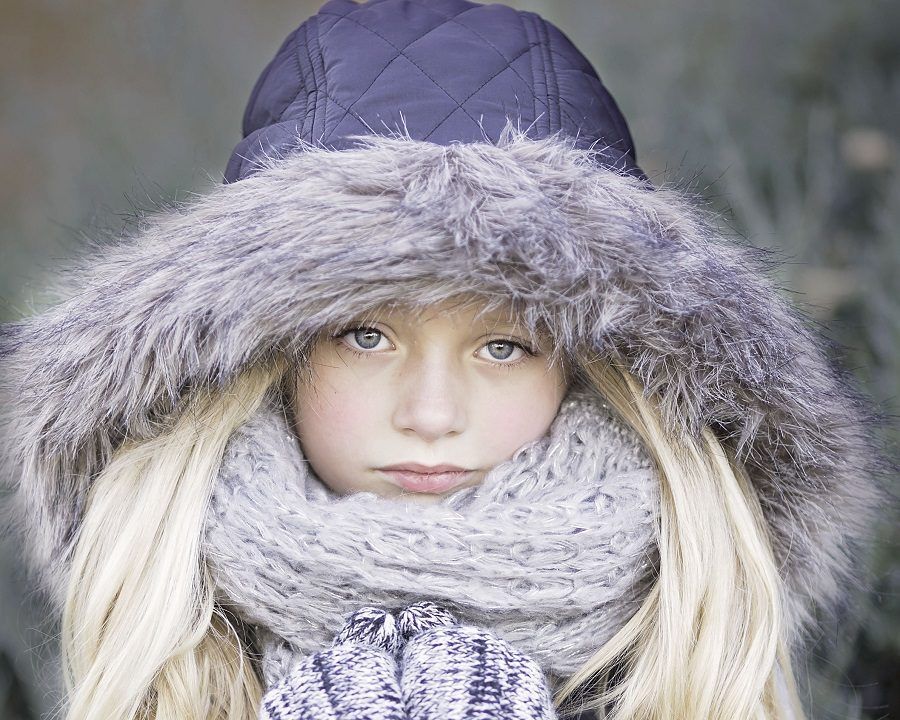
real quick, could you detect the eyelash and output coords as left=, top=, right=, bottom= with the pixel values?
left=331, top=326, right=537, bottom=370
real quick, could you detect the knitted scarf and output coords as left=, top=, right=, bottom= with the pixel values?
left=203, top=383, right=659, bottom=718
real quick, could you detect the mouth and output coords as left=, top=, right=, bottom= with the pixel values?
left=375, top=468, right=475, bottom=494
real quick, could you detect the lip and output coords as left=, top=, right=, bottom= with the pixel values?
left=379, top=462, right=468, bottom=473
left=376, top=463, right=474, bottom=494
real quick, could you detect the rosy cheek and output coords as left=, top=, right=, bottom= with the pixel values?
left=476, top=395, right=538, bottom=456
left=312, top=382, right=379, bottom=448
left=486, top=368, right=564, bottom=450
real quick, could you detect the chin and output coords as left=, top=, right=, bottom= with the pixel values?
left=392, top=490, right=446, bottom=505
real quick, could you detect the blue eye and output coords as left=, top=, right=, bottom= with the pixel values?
left=332, top=327, right=389, bottom=356
left=481, top=339, right=522, bottom=362
left=349, top=328, right=383, bottom=350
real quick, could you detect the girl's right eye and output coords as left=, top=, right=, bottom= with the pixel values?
left=333, top=327, right=390, bottom=356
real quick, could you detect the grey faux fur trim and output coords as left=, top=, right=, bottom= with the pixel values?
left=0, top=125, right=889, bottom=646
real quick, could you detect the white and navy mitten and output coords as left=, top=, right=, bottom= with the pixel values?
left=259, top=601, right=559, bottom=720
left=259, top=606, right=406, bottom=720
left=397, top=601, right=559, bottom=720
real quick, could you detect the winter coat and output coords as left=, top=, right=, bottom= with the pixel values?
left=0, top=1, right=888, bottom=718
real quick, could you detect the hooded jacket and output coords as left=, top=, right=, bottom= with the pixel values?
left=0, top=0, right=889, bottom=718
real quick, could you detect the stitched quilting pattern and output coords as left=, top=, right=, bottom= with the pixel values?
left=224, top=0, right=643, bottom=183
left=315, top=1, right=540, bottom=144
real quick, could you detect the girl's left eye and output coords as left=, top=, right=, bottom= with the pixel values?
left=332, top=327, right=536, bottom=368
left=476, top=339, right=534, bottom=367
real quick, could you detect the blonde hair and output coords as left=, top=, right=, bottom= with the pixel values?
left=553, top=359, right=806, bottom=719
left=61, top=361, right=279, bottom=719
left=60, top=353, right=806, bottom=720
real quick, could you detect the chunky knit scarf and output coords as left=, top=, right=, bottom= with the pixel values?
left=203, top=384, right=659, bottom=718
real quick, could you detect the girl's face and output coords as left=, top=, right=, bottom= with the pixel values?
left=291, top=299, right=569, bottom=504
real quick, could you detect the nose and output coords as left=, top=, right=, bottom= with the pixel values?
left=391, top=352, right=466, bottom=441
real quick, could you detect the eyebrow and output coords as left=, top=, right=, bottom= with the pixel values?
left=477, top=311, right=519, bottom=322
left=473, top=306, right=523, bottom=322
left=358, top=306, right=523, bottom=324
left=480, top=319, right=525, bottom=332
left=347, top=303, right=542, bottom=339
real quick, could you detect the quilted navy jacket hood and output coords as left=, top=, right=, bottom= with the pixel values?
left=0, top=0, right=890, bottom=691
left=224, top=0, right=645, bottom=183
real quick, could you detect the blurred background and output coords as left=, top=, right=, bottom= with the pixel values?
left=0, top=0, right=897, bottom=718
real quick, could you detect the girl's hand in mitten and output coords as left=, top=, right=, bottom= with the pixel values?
left=396, top=601, right=559, bottom=720
left=259, top=607, right=408, bottom=720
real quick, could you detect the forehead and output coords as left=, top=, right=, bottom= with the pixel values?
left=362, top=297, right=522, bottom=326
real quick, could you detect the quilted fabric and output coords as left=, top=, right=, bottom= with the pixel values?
left=225, top=0, right=644, bottom=182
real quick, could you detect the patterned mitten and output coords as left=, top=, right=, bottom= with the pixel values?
left=396, top=601, right=559, bottom=720
left=259, top=607, right=408, bottom=720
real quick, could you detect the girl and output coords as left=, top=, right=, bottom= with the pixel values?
left=0, top=0, right=889, bottom=718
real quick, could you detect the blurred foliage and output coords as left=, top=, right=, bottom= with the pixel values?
left=1, top=0, right=897, bottom=718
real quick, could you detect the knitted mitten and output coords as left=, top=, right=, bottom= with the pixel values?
left=259, top=607, right=407, bottom=720
left=397, top=601, right=559, bottom=720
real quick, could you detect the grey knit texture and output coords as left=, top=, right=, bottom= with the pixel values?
left=205, top=383, right=659, bottom=682
left=0, top=127, right=888, bottom=653
left=259, top=602, right=558, bottom=720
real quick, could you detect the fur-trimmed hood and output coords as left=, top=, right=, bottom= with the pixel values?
left=0, top=0, right=889, bottom=657
left=0, top=128, right=887, bottom=644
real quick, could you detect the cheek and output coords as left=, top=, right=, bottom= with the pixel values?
left=292, top=368, right=380, bottom=466
left=474, top=375, right=564, bottom=458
